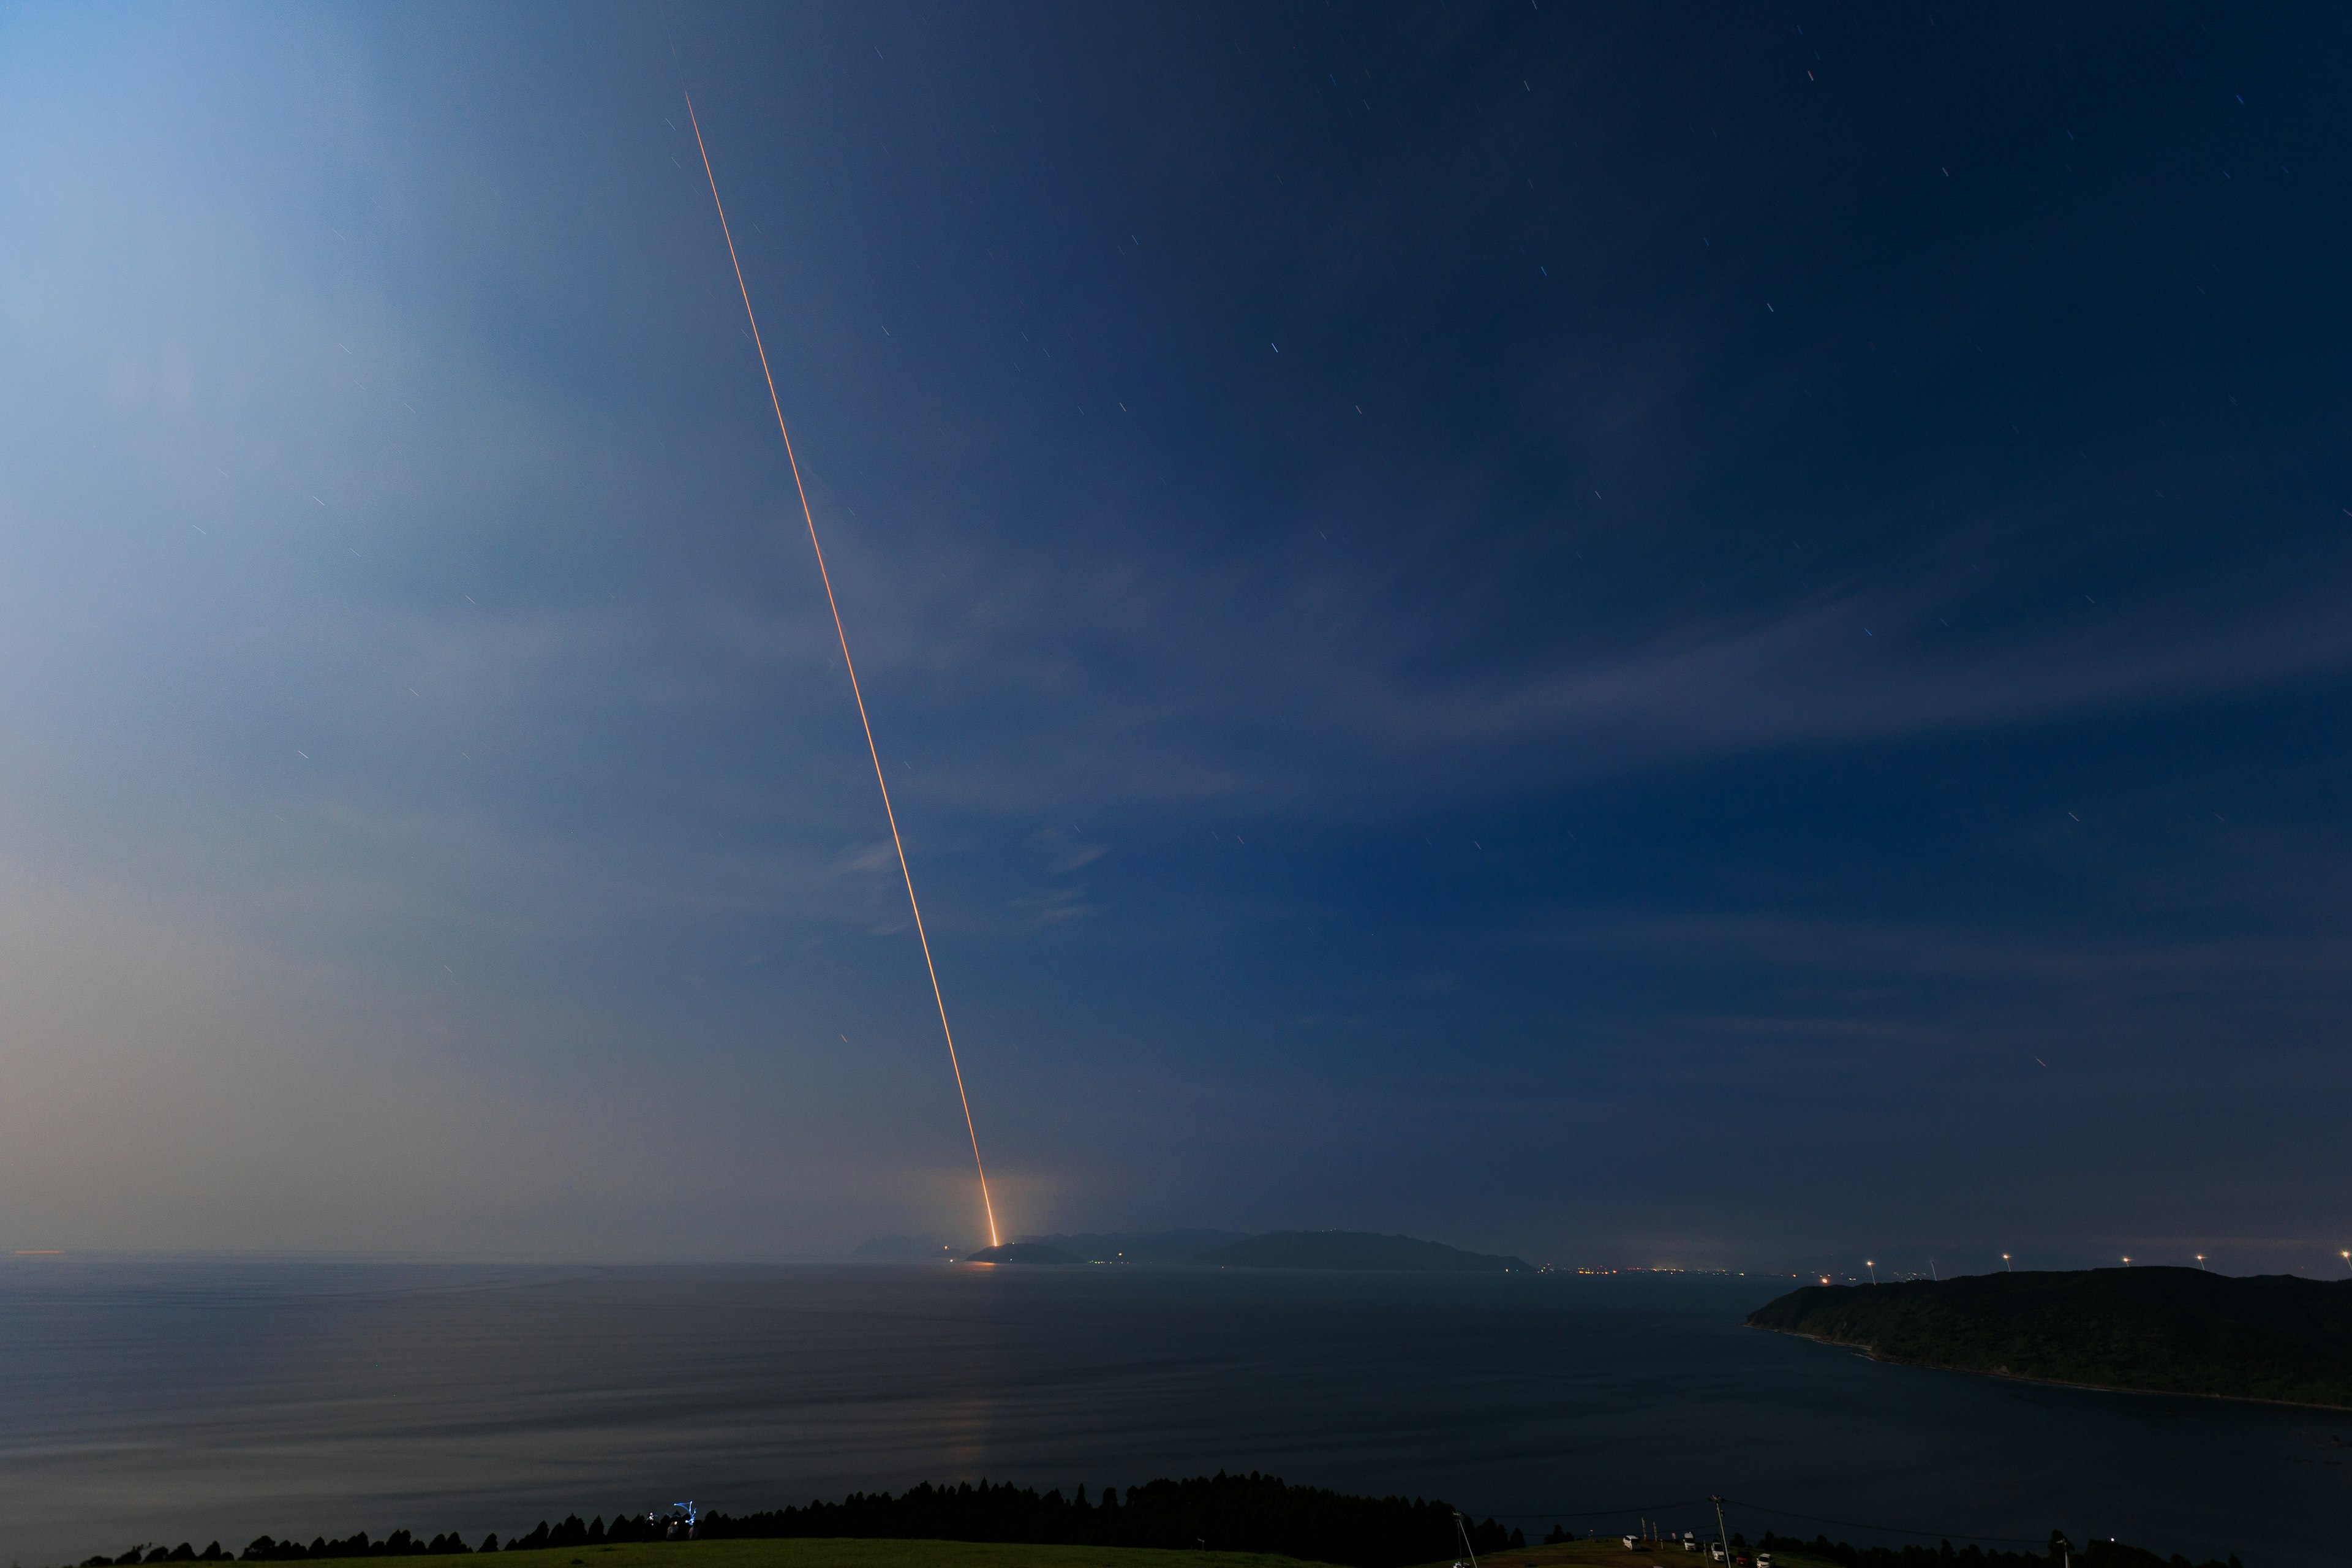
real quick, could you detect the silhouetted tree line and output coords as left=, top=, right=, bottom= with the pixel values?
left=81, top=1473, right=1521, bottom=1568
left=80, top=1534, right=473, bottom=1567
left=78, top=1546, right=234, bottom=1566
left=703, top=1474, right=1522, bottom=1565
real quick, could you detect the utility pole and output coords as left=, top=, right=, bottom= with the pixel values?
left=1929, top=1258, right=1938, bottom=1281
left=2196, top=1254, right=2206, bottom=1272
left=1453, top=1513, right=1481, bottom=1568
left=2002, top=1253, right=2012, bottom=1272
left=1865, top=1259, right=1875, bottom=1284
left=1711, top=1498, right=1730, bottom=1564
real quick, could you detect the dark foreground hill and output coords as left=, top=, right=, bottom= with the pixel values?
left=88, top=1493, right=2241, bottom=1568
left=1749, top=1266, right=2352, bottom=1407
left=1192, top=1231, right=1531, bottom=1272
left=147, top=1474, right=1524, bottom=1568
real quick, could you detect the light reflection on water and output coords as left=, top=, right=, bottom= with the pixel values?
left=0, top=1259, right=2338, bottom=1568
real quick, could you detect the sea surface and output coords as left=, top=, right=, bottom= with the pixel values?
left=1, top=1259, right=2340, bottom=1568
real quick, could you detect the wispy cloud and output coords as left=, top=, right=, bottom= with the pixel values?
left=781, top=508, right=2352, bottom=816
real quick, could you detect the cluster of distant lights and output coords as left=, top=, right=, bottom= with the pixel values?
left=1548, top=1266, right=1755, bottom=1276
left=1533, top=1250, right=2352, bottom=1280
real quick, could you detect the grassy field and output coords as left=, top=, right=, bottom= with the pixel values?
left=270, top=1542, right=1340, bottom=1568
left=256, top=1538, right=1854, bottom=1568
left=1404, top=1541, right=1842, bottom=1568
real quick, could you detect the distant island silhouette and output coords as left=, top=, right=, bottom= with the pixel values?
left=963, top=1242, right=1083, bottom=1265
left=1749, top=1265, right=2352, bottom=1408
left=1188, top=1231, right=1532, bottom=1272
left=1004, top=1228, right=1248, bottom=1264
left=949, top=1229, right=1531, bottom=1272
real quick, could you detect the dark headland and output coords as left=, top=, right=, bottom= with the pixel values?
left=1749, top=1265, right=2352, bottom=1408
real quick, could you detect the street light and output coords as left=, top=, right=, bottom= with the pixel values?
left=2195, top=1254, right=2206, bottom=1271
left=2122, top=1256, right=2131, bottom=1267
left=1452, top=1513, right=1481, bottom=1568
left=2002, top=1253, right=2012, bottom=1272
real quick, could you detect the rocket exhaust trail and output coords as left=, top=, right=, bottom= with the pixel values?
left=676, top=86, right=1001, bottom=1251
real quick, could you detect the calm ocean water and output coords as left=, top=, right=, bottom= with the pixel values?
left=0, top=1260, right=2339, bottom=1568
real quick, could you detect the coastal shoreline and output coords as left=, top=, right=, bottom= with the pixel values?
left=1749, top=1322, right=2352, bottom=1413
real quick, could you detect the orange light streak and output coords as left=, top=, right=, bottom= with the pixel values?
left=679, top=88, right=999, bottom=1250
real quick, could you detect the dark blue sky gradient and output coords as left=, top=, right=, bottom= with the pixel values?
left=1, top=2, right=2346, bottom=1269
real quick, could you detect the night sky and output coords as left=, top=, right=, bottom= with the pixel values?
left=4, top=3, right=2347, bottom=1272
